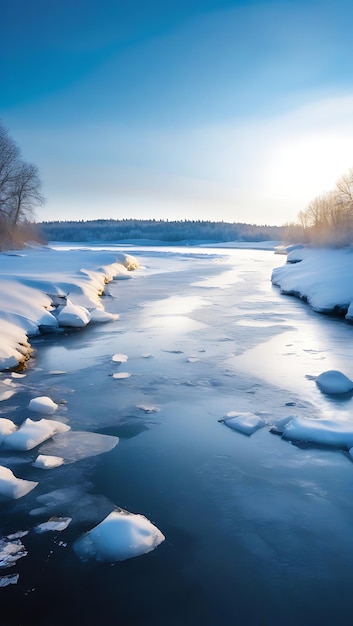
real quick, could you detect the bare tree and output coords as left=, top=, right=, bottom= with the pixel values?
left=0, top=122, right=44, bottom=247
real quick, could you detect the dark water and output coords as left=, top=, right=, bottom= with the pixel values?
left=1, top=247, right=353, bottom=625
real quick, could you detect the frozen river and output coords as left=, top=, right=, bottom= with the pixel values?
left=2, top=246, right=353, bottom=625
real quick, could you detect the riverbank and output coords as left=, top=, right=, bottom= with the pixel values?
left=272, top=246, right=353, bottom=321
left=0, top=246, right=139, bottom=370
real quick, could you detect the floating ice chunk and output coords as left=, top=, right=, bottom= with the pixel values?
left=34, top=517, right=72, bottom=533
left=282, top=416, right=353, bottom=448
left=0, top=536, right=27, bottom=568
left=39, top=431, right=119, bottom=464
left=4, top=418, right=70, bottom=451
left=137, top=405, right=160, bottom=414
left=28, top=396, right=58, bottom=414
left=33, top=454, right=64, bottom=469
left=112, top=372, right=131, bottom=379
left=74, top=509, right=165, bottom=563
left=7, top=531, right=28, bottom=540
left=0, top=378, right=17, bottom=402
left=0, top=466, right=37, bottom=499
left=315, top=370, right=353, bottom=395
left=57, top=299, right=91, bottom=327
left=0, top=418, right=17, bottom=443
left=0, top=573, right=19, bottom=587
left=221, top=412, right=266, bottom=436
left=112, top=353, right=128, bottom=363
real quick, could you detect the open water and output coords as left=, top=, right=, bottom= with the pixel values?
left=1, top=246, right=353, bottom=626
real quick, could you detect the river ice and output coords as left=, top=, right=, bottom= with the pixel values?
left=1, top=245, right=353, bottom=625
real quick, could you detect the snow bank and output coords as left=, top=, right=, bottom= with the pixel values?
left=3, top=418, right=70, bottom=451
left=315, top=370, right=353, bottom=394
left=0, top=466, right=37, bottom=499
left=221, top=411, right=266, bottom=435
left=272, top=247, right=353, bottom=318
left=0, top=246, right=139, bottom=370
left=73, top=509, right=165, bottom=562
left=281, top=416, right=353, bottom=449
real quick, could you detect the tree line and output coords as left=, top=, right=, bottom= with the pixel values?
left=286, top=167, right=353, bottom=246
left=39, top=218, right=284, bottom=244
left=0, top=122, right=44, bottom=249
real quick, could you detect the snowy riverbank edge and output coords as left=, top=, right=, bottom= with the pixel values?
left=0, top=245, right=139, bottom=371
left=272, top=246, right=353, bottom=321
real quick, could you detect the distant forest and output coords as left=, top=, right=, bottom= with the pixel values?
left=39, top=219, right=284, bottom=243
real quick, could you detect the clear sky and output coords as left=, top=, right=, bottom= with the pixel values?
left=2, top=0, right=353, bottom=225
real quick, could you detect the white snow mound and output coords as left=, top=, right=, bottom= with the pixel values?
left=57, top=299, right=91, bottom=327
left=282, top=416, right=353, bottom=449
left=0, top=418, right=17, bottom=443
left=222, top=411, right=265, bottom=435
left=28, top=396, right=58, bottom=414
left=315, top=370, right=353, bottom=395
left=33, top=454, right=64, bottom=469
left=3, top=418, right=70, bottom=451
left=74, top=510, right=165, bottom=562
left=0, top=466, right=37, bottom=499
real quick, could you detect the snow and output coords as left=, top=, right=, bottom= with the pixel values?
left=3, top=418, right=70, bottom=451
left=33, top=454, right=64, bottom=469
left=281, top=416, right=353, bottom=449
left=221, top=411, right=266, bottom=435
left=73, top=509, right=165, bottom=562
left=28, top=396, right=58, bottom=414
left=315, top=370, right=353, bottom=395
left=0, top=466, right=38, bottom=499
left=272, top=247, right=353, bottom=318
left=0, top=246, right=139, bottom=370
left=56, top=298, right=91, bottom=327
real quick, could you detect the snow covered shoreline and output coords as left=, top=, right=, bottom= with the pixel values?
left=272, top=246, right=353, bottom=321
left=0, top=246, right=139, bottom=371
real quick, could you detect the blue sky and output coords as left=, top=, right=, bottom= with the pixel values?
left=2, top=0, right=353, bottom=225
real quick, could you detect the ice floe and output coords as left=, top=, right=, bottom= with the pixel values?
left=39, top=431, right=119, bottom=464
left=3, top=418, right=70, bottom=451
left=281, top=416, right=353, bottom=449
left=112, top=372, right=131, bottom=379
left=28, top=395, right=58, bottom=414
left=221, top=411, right=266, bottom=435
left=315, top=370, right=353, bottom=395
left=0, top=573, right=20, bottom=587
left=0, top=536, right=27, bottom=568
left=0, top=466, right=38, bottom=499
left=0, top=418, right=17, bottom=443
left=112, top=353, right=128, bottom=363
left=33, top=454, right=64, bottom=469
left=73, top=509, right=165, bottom=562
left=34, top=517, right=72, bottom=533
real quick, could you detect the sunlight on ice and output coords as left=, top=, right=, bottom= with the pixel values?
left=33, top=454, right=64, bottom=469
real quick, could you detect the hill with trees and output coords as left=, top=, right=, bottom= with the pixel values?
left=39, top=219, right=284, bottom=244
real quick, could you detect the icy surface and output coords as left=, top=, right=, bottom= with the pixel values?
left=222, top=412, right=266, bottom=435
left=28, top=395, right=58, bottom=414
left=0, top=466, right=37, bottom=499
left=74, top=509, right=165, bottom=562
left=315, top=370, right=353, bottom=395
left=3, top=418, right=70, bottom=451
